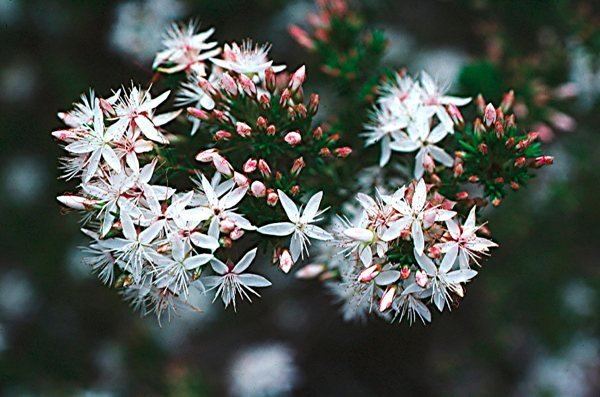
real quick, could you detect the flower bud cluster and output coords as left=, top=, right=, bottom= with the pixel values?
left=453, top=94, right=554, bottom=205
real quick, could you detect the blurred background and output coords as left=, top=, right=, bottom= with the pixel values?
left=0, top=0, right=598, bottom=395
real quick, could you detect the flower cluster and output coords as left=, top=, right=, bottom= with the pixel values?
left=363, top=70, right=471, bottom=170
left=52, top=22, right=338, bottom=318
left=179, top=49, right=351, bottom=212
left=321, top=179, right=496, bottom=324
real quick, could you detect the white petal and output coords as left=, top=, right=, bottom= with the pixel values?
left=277, top=189, right=300, bottom=223
left=445, top=269, right=478, bottom=284
left=380, top=135, right=392, bottom=167
left=257, top=222, right=295, bottom=236
left=184, top=254, right=213, bottom=270
left=304, top=224, right=332, bottom=241
left=429, top=145, right=454, bottom=167
left=439, top=245, right=458, bottom=273
left=191, top=233, right=220, bottom=252
left=290, top=232, right=302, bottom=262
left=381, top=217, right=411, bottom=241
left=302, top=191, right=323, bottom=222
left=101, top=146, right=122, bottom=173
left=414, top=249, right=436, bottom=275
left=120, top=211, right=137, bottom=241
left=375, top=270, right=401, bottom=286
left=153, top=110, right=181, bottom=127
left=232, top=247, right=257, bottom=273
left=238, top=274, right=271, bottom=288
left=135, top=116, right=168, bottom=144
left=412, top=221, right=424, bottom=255
left=220, top=186, right=247, bottom=209
left=412, top=179, right=427, bottom=212
left=210, top=258, right=228, bottom=275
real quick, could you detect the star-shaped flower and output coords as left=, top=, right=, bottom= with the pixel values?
left=258, top=190, right=332, bottom=261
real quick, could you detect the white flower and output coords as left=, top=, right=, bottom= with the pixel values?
left=414, top=248, right=477, bottom=311
left=362, top=101, right=409, bottom=166
left=389, top=111, right=455, bottom=178
left=153, top=21, right=221, bottom=75
left=196, top=174, right=254, bottom=233
left=82, top=170, right=137, bottom=236
left=258, top=190, right=332, bottom=261
left=175, top=72, right=218, bottom=135
left=112, top=86, right=179, bottom=144
left=382, top=179, right=455, bottom=255
left=436, top=206, right=498, bottom=268
left=210, top=40, right=285, bottom=76
left=103, top=211, right=163, bottom=282
left=64, top=102, right=123, bottom=182
left=419, top=71, right=471, bottom=130
left=203, top=248, right=271, bottom=309
left=152, top=238, right=212, bottom=297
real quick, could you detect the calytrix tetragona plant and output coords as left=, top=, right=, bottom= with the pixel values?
left=52, top=1, right=555, bottom=326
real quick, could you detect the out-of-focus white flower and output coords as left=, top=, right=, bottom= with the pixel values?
left=153, top=21, right=220, bottom=75
left=110, top=0, right=186, bottom=61
left=2, top=156, right=46, bottom=205
left=0, top=59, right=36, bottom=103
left=258, top=190, right=332, bottom=261
left=204, top=248, right=271, bottom=309
left=228, top=342, right=300, bottom=397
left=211, top=40, right=285, bottom=76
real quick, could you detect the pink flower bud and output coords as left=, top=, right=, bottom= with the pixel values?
left=279, top=250, right=294, bottom=273
left=214, top=130, right=232, bottom=141
left=358, top=265, right=381, bottom=283
left=187, top=107, right=209, bottom=120
left=233, top=172, right=249, bottom=187
left=258, top=159, right=271, bottom=177
left=230, top=228, right=244, bottom=240
left=238, top=73, right=257, bottom=95
left=415, top=270, right=428, bottom=287
left=484, top=103, right=496, bottom=126
left=134, top=139, right=154, bottom=153
left=57, top=195, right=97, bottom=210
left=251, top=181, right=267, bottom=197
left=212, top=153, right=233, bottom=176
left=423, top=153, right=435, bottom=173
left=99, top=98, right=115, bottom=114
left=219, top=218, right=236, bottom=233
left=236, top=122, right=252, bottom=137
left=291, top=157, right=305, bottom=175
left=243, top=158, right=257, bottom=173
left=220, top=73, right=238, bottom=95
left=379, top=285, right=397, bottom=312
left=289, top=65, right=306, bottom=91
left=195, top=148, right=217, bottom=162
left=295, top=264, right=326, bottom=279
left=197, top=76, right=217, bottom=95
left=288, top=25, right=315, bottom=50
left=51, top=129, right=79, bottom=141
left=534, top=155, right=554, bottom=167
left=447, top=104, right=464, bottom=125
left=266, top=192, right=279, bottom=206
left=334, top=147, right=352, bottom=158
left=284, top=131, right=302, bottom=146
